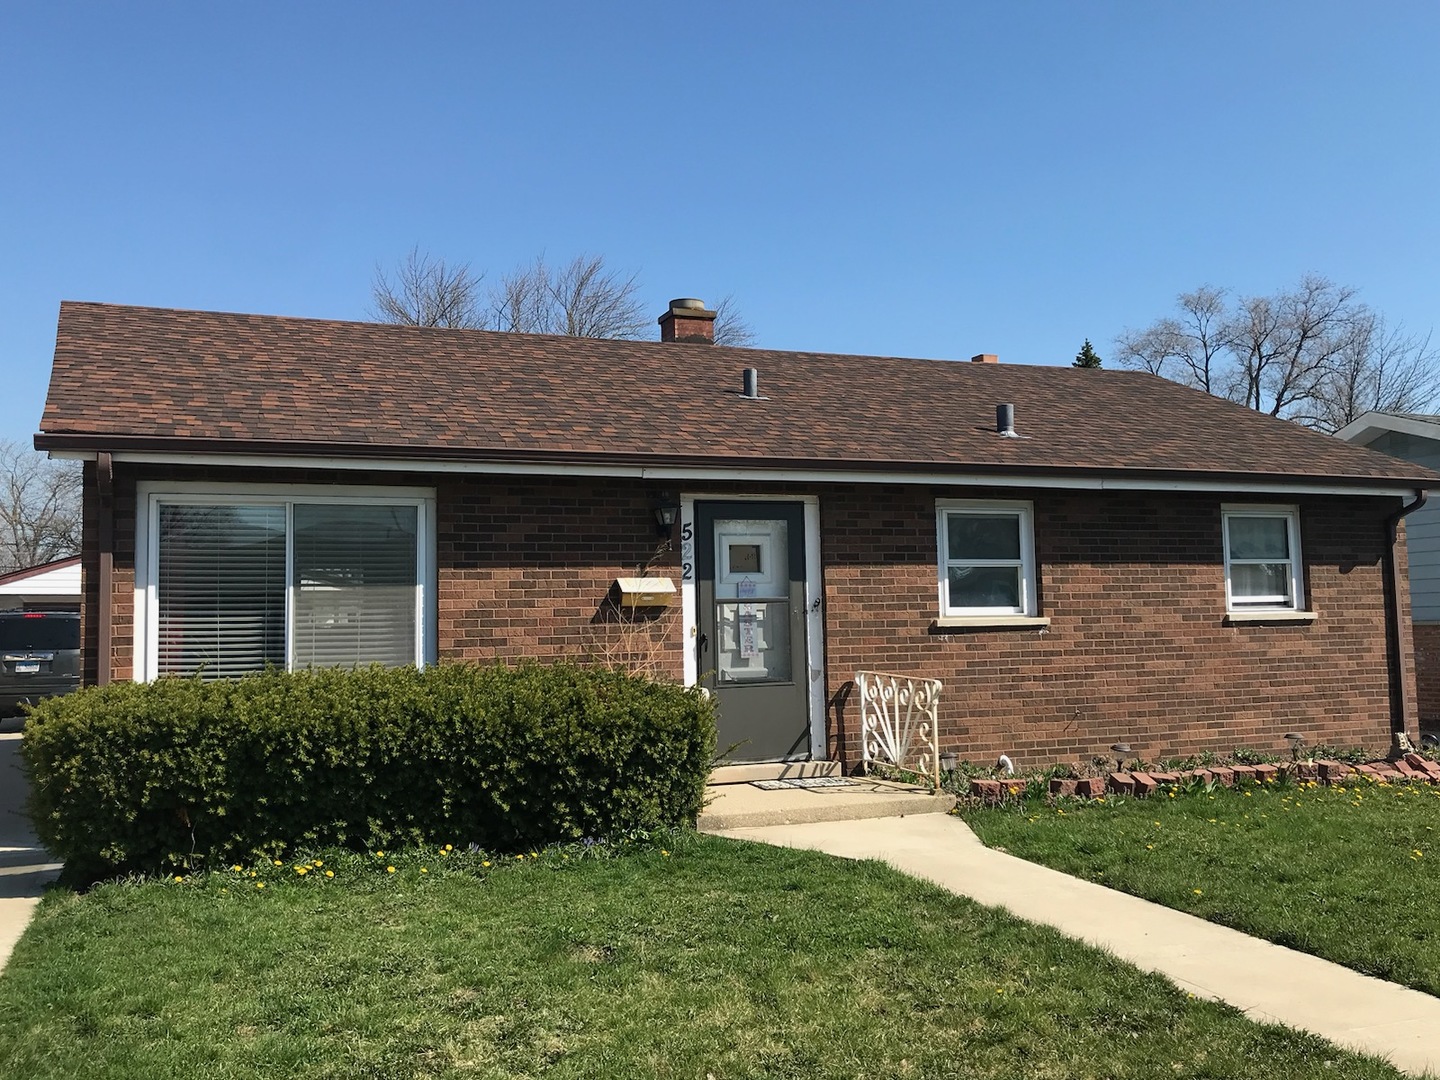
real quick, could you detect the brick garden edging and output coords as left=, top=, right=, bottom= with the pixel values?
left=967, top=753, right=1440, bottom=805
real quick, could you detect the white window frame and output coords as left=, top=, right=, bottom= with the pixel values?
left=1222, top=503, right=1305, bottom=613
left=936, top=499, right=1038, bottom=618
left=134, top=481, right=437, bottom=682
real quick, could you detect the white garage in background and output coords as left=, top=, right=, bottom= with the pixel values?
left=0, top=557, right=81, bottom=612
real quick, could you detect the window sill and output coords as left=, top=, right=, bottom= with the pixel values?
left=931, top=615, right=1051, bottom=631
left=1225, top=609, right=1318, bottom=624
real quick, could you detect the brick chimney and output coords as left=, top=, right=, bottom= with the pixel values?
left=659, top=298, right=717, bottom=343
left=971, top=353, right=999, bottom=364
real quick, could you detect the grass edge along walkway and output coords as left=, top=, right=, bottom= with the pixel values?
left=719, top=813, right=1440, bottom=1078
left=961, top=773, right=1440, bottom=995
left=0, top=831, right=1409, bottom=1079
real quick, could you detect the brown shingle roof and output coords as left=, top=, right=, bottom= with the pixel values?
left=36, top=301, right=1437, bottom=487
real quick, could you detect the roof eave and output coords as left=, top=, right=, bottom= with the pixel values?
left=1335, top=411, right=1440, bottom=446
left=33, top=431, right=1437, bottom=494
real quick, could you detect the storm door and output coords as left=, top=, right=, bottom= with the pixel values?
left=695, top=501, right=810, bottom=762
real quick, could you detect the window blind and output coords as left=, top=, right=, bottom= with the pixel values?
left=292, top=504, right=418, bottom=669
left=156, top=504, right=286, bottom=678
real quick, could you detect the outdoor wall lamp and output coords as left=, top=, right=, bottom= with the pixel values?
left=652, top=497, right=680, bottom=537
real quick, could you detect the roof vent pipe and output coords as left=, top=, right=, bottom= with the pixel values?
left=743, top=368, right=759, bottom=398
left=997, top=403, right=1017, bottom=437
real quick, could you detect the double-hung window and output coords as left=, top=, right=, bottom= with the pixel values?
left=936, top=500, right=1038, bottom=618
left=137, top=484, right=434, bottom=681
left=1222, top=505, right=1304, bottom=613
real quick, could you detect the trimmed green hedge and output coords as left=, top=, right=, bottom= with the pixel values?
left=22, top=662, right=716, bottom=879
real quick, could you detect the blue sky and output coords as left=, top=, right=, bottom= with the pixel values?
left=3, top=2, right=1438, bottom=444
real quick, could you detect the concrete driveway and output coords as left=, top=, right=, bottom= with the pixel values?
left=0, top=715, right=61, bottom=972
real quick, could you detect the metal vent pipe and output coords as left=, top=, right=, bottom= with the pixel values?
left=996, top=403, right=1015, bottom=435
left=743, top=368, right=759, bottom=398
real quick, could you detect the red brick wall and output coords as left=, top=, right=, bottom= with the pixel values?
left=86, top=467, right=1413, bottom=767
left=820, top=486, right=1411, bottom=768
left=436, top=476, right=682, bottom=677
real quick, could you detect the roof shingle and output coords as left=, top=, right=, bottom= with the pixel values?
left=36, top=301, right=1438, bottom=487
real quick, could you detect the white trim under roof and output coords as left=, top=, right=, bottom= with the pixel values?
left=42, top=449, right=1425, bottom=498
left=1335, top=411, right=1440, bottom=446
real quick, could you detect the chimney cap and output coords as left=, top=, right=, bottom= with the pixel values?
left=971, top=353, right=999, bottom=364
left=658, top=297, right=718, bottom=342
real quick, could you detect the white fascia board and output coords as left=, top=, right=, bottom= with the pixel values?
left=1335, top=411, right=1440, bottom=445
left=84, top=449, right=1427, bottom=498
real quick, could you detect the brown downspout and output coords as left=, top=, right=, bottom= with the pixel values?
left=96, top=452, right=113, bottom=687
left=1384, top=489, right=1428, bottom=758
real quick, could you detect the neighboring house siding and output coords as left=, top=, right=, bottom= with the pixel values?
left=1369, top=431, right=1440, bottom=623
left=87, top=465, right=1412, bottom=765
left=1351, top=429, right=1440, bottom=727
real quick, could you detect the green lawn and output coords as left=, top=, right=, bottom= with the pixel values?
left=0, top=834, right=1402, bottom=1079
left=962, top=774, right=1440, bottom=995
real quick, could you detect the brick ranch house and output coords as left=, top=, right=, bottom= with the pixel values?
left=35, top=299, right=1438, bottom=770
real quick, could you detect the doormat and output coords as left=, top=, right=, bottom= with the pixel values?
left=751, top=776, right=860, bottom=790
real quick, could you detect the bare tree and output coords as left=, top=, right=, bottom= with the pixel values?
left=373, top=248, right=756, bottom=345
left=0, top=442, right=81, bottom=573
left=1113, top=285, right=1230, bottom=394
left=1305, top=315, right=1440, bottom=433
left=491, top=254, right=649, bottom=339
left=1114, top=276, right=1437, bottom=431
left=370, top=247, right=486, bottom=329
left=711, top=294, right=757, bottom=347
left=1224, top=275, right=1361, bottom=417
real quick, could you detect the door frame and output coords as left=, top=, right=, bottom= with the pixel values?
left=680, top=493, right=826, bottom=761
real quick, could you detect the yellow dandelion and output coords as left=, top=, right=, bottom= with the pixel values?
left=420, top=867, right=429, bottom=874
left=1415, top=850, right=1425, bottom=858
left=324, top=870, right=334, bottom=878
left=173, top=875, right=184, bottom=883
left=273, top=860, right=283, bottom=867
left=295, top=867, right=308, bottom=875
left=661, top=850, right=671, bottom=857
left=313, top=860, right=323, bottom=868
left=375, top=851, right=385, bottom=858
left=440, top=849, right=449, bottom=857
left=516, top=854, right=524, bottom=861
left=482, top=860, right=491, bottom=868
left=1192, top=889, right=1203, bottom=895
left=256, top=882, right=265, bottom=889
left=529, top=852, right=538, bottom=859
left=1146, top=844, right=1154, bottom=850
left=386, top=866, right=396, bottom=874
left=444, top=844, right=453, bottom=852
left=231, top=864, right=244, bottom=873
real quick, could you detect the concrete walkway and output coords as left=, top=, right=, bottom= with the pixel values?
left=717, top=813, right=1440, bottom=1078
left=0, top=717, right=61, bottom=975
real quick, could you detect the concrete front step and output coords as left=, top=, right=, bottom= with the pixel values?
left=698, top=777, right=956, bottom=831
left=709, top=760, right=841, bottom=785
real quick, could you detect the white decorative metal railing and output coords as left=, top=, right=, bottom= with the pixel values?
left=856, top=670, right=943, bottom=791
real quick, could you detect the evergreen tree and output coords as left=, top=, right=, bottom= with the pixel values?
left=1073, top=339, right=1103, bottom=368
